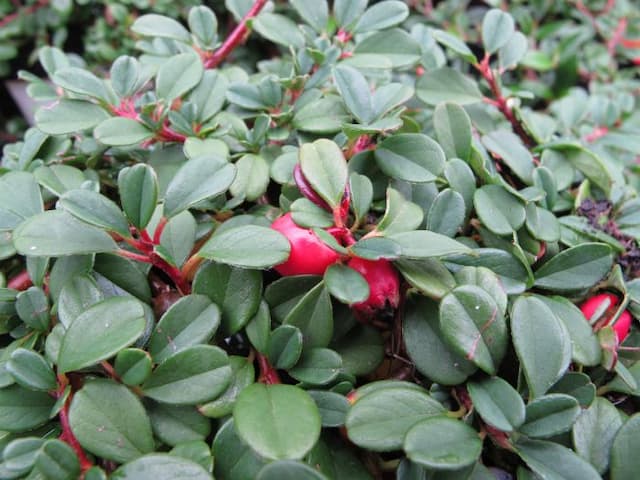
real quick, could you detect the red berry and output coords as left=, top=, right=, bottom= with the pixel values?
left=348, top=257, right=400, bottom=320
left=580, top=292, right=633, bottom=343
left=271, top=213, right=340, bottom=276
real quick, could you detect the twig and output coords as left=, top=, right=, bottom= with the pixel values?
left=203, top=0, right=269, bottom=69
left=476, top=53, right=536, bottom=147
left=0, top=0, right=49, bottom=29
left=56, top=375, right=93, bottom=473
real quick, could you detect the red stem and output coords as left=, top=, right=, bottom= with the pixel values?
left=0, top=0, right=49, bottom=28
left=153, top=217, right=168, bottom=245
left=203, top=0, right=269, bottom=69
left=7, top=270, right=33, bottom=291
left=56, top=376, right=93, bottom=473
left=476, top=54, right=536, bottom=148
left=257, top=352, right=281, bottom=384
left=116, top=249, right=152, bottom=264
left=149, top=252, right=191, bottom=295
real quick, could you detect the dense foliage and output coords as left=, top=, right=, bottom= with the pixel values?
left=1, top=0, right=640, bottom=478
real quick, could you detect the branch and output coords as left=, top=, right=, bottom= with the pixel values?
left=476, top=54, right=536, bottom=148
left=0, top=0, right=49, bottom=29
left=56, top=375, right=93, bottom=473
left=203, top=0, right=269, bottom=69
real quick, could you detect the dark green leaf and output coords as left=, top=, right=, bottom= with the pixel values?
left=434, top=103, right=472, bottom=161
left=59, top=189, right=130, bottom=237
left=111, top=454, right=212, bottom=480
left=519, top=394, right=580, bottom=438
left=533, top=243, right=614, bottom=292
left=284, top=282, right=333, bottom=348
left=13, top=211, right=117, bottom=257
left=439, top=285, right=507, bottom=375
left=57, top=297, right=146, bottom=373
left=233, top=384, right=321, bottom=460
left=69, top=379, right=154, bottom=463
left=300, top=139, right=348, bottom=209
left=474, top=185, right=526, bottom=236
left=325, top=264, right=369, bottom=305
left=416, top=67, right=482, bottom=105
left=511, top=296, right=571, bottom=399
left=142, top=345, right=232, bottom=405
left=289, top=348, right=342, bottom=385
left=6, top=348, right=56, bottom=391
left=468, top=377, right=525, bottom=432
left=0, top=385, right=55, bottom=432
left=515, top=438, right=600, bottom=480
left=404, top=416, right=482, bottom=470
left=374, top=134, right=445, bottom=183
left=95, top=117, right=153, bottom=146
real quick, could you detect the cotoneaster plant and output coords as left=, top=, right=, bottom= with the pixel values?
left=0, top=0, right=640, bottom=479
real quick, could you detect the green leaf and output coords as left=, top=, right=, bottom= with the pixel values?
left=69, top=379, right=154, bottom=463
left=253, top=13, right=305, bottom=48
left=0, top=385, right=55, bottom=432
left=3, top=437, right=44, bottom=473
left=112, top=454, right=212, bottom=480
left=142, top=345, right=232, bottom=405
left=59, top=189, right=130, bottom=237
left=482, top=130, right=534, bottom=184
left=350, top=237, right=402, bottom=261
left=53, top=67, right=109, bottom=101
left=416, top=67, right=482, bottom=105
left=525, top=204, right=561, bottom=243
left=376, top=188, right=424, bottom=235
left=426, top=189, right=465, bottom=237
left=396, top=259, right=456, bottom=300
left=374, top=134, right=445, bottom=183
left=533, top=243, right=614, bottom=292
left=110, top=56, right=140, bottom=98
left=432, top=30, right=477, bottom=63
left=455, top=266, right=508, bottom=315
left=16, top=208, right=110, bottom=258
left=404, top=416, right=482, bottom=470
left=291, top=198, right=334, bottom=228
left=258, top=460, right=327, bottom=480
left=189, top=71, right=228, bottom=122
left=284, top=282, right=333, bottom=348
left=473, top=185, right=526, bottom=236
left=499, top=31, right=528, bottom=70
left=58, top=296, right=146, bottom=373
left=0, top=172, right=43, bottom=231
left=434, top=102, right=472, bottom=161
left=300, top=139, right=348, bottom=209
left=389, top=230, right=472, bottom=259
left=511, top=296, right=572, bottom=399
left=188, top=6, right=218, bottom=47
left=198, top=355, right=255, bottom=419
left=268, top=325, right=303, bottom=370
left=34, top=439, right=81, bottom=480
left=198, top=225, right=290, bottom=269
left=6, top=348, right=56, bottom=391
left=229, top=154, right=270, bottom=202
left=349, top=173, right=373, bottom=223
left=331, top=325, right=384, bottom=376
left=334, top=0, right=367, bottom=28
left=519, top=394, right=581, bottom=438
left=439, top=285, right=507, bottom=375
left=333, top=65, right=373, bottom=124
left=546, top=143, right=612, bottom=194
left=34, top=164, right=87, bottom=197
left=307, top=391, right=350, bottom=427
left=16, top=286, right=50, bottom=331
left=289, top=348, right=342, bottom=385
left=346, top=385, right=445, bottom=451
left=160, top=211, right=196, bottom=267
left=514, top=438, right=600, bottom=480
left=147, top=403, right=211, bottom=447
left=290, top=0, right=328, bottom=32
left=132, top=14, right=192, bottom=43
left=163, top=154, right=236, bottom=218
left=95, top=117, right=153, bottom=146
left=147, top=294, right=220, bottom=363
left=353, top=1, right=408, bottom=33
left=292, top=95, right=350, bottom=133
left=352, top=29, right=421, bottom=68
left=115, top=349, right=152, bottom=386
left=572, top=397, right=623, bottom=474
left=233, top=384, right=321, bottom=460
left=156, top=52, right=204, bottom=102
left=609, top=413, right=640, bottom=479
left=468, top=377, right=525, bottom=432
left=324, top=264, right=369, bottom=305
left=537, top=296, right=601, bottom=366
left=193, top=262, right=261, bottom=335
left=482, top=9, right=515, bottom=54
left=94, top=254, right=152, bottom=303
left=36, top=100, right=109, bottom=135
left=212, top=418, right=267, bottom=479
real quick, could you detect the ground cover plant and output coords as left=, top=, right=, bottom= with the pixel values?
left=1, top=0, right=640, bottom=478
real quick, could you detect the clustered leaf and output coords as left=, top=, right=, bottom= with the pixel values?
left=1, top=0, right=640, bottom=478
